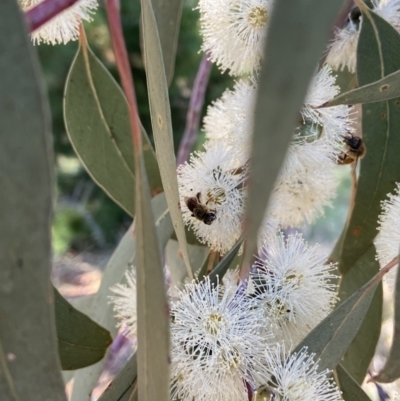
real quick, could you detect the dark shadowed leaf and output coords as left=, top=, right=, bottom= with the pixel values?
left=336, top=364, right=372, bottom=401
left=374, top=259, right=400, bottom=383
left=242, top=0, right=347, bottom=271
left=150, top=0, right=184, bottom=85
left=140, top=0, right=193, bottom=279
left=54, top=288, right=112, bottom=370
left=208, top=238, right=243, bottom=286
left=135, top=153, right=170, bottom=401
left=98, top=354, right=137, bottom=401
left=0, top=1, right=66, bottom=399
left=325, top=67, right=400, bottom=107
left=70, top=193, right=172, bottom=401
left=64, top=32, right=162, bottom=217
left=294, top=267, right=384, bottom=373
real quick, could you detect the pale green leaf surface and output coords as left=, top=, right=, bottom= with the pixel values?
left=294, top=270, right=381, bottom=373
left=243, top=0, right=347, bottom=269
left=0, top=1, right=66, bottom=400
left=336, top=364, right=372, bottom=401
left=70, top=193, right=172, bottom=401
left=150, top=0, right=184, bottom=85
left=54, top=288, right=112, bottom=370
left=135, top=154, right=169, bottom=401
left=374, top=264, right=400, bottom=382
left=325, top=67, right=400, bottom=106
left=64, top=35, right=162, bottom=217
left=140, top=0, right=193, bottom=279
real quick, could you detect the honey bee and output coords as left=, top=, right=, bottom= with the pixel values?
left=337, top=133, right=366, bottom=166
left=184, top=192, right=217, bottom=225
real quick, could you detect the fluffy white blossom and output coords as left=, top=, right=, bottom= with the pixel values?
left=109, top=267, right=138, bottom=338
left=178, top=145, right=247, bottom=254
left=327, top=0, right=400, bottom=73
left=302, top=65, right=355, bottom=144
left=375, top=183, right=400, bottom=290
left=251, top=232, right=338, bottom=346
left=171, top=278, right=268, bottom=401
left=198, top=0, right=274, bottom=75
left=19, top=0, right=98, bottom=45
left=258, top=345, right=343, bottom=401
left=268, top=139, right=338, bottom=228
left=204, top=79, right=257, bottom=165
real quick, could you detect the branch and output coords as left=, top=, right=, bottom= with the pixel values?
left=176, top=54, right=212, bottom=166
left=26, top=0, right=80, bottom=33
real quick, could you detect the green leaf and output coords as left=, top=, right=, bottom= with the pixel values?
left=70, top=193, right=172, bottom=401
left=54, top=288, right=112, bottom=370
left=324, top=68, right=400, bottom=107
left=150, top=0, right=184, bottom=85
left=242, top=0, right=347, bottom=269
left=64, top=32, right=162, bottom=217
left=208, top=238, right=243, bottom=286
left=338, top=246, right=383, bottom=384
left=97, top=354, right=137, bottom=401
left=374, top=261, right=400, bottom=383
left=336, top=364, right=372, bottom=401
left=339, top=10, right=400, bottom=275
left=135, top=153, right=169, bottom=401
left=294, top=267, right=384, bottom=373
left=140, top=0, right=193, bottom=279
left=0, top=1, right=66, bottom=399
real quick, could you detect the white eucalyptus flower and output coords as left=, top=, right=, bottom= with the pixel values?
left=375, top=183, right=400, bottom=290
left=109, top=267, right=138, bottom=338
left=198, top=0, right=274, bottom=75
left=259, top=345, right=343, bottom=401
left=19, top=0, right=98, bottom=45
left=374, top=0, right=400, bottom=31
left=171, top=278, right=268, bottom=401
left=269, top=139, right=338, bottom=228
left=204, top=79, right=257, bottom=165
left=251, top=232, right=338, bottom=346
left=302, top=65, right=355, bottom=144
left=178, top=145, right=247, bottom=254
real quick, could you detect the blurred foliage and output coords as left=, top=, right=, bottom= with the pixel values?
left=39, top=0, right=232, bottom=254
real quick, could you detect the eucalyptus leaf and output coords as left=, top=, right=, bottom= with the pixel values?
left=70, top=193, right=172, bottom=401
left=294, top=267, right=383, bottom=373
left=374, top=261, right=400, bottom=383
left=208, top=238, right=243, bottom=286
left=0, top=1, right=66, bottom=399
left=97, top=354, right=137, bottom=401
left=324, top=67, right=400, bottom=107
left=54, top=288, right=112, bottom=370
left=150, top=0, right=184, bottom=85
left=242, top=0, right=347, bottom=271
left=140, top=0, right=193, bottom=279
left=336, top=364, right=372, bottom=401
left=135, top=153, right=169, bottom=401
left=64, top=32, right=162, bottom=217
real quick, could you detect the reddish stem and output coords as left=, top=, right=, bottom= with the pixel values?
left=26, top=0, right=80, bottom=32
left=105, top=0, right=142, bottom=153
left=176, top=54, right=212, bottom=166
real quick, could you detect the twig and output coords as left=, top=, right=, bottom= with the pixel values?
left=176, top=54, right=213, bottom=166
left=26, top=0, right=80, bottom=32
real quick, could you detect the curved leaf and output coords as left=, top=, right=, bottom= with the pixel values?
left=54, top=288, right=112, bottom=370
left=375, top=260, right=400, bottom=383
left=64, top=32, right=162, bottom=217
left=242, top=0, right=346, bottom=271
left=140, top=0, right=193, bottom=279
left=325, top=67, right=400, bottom=107
left=0, top=1, right=66, bottom=399
left=336, top=364, right=372, bottom=401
